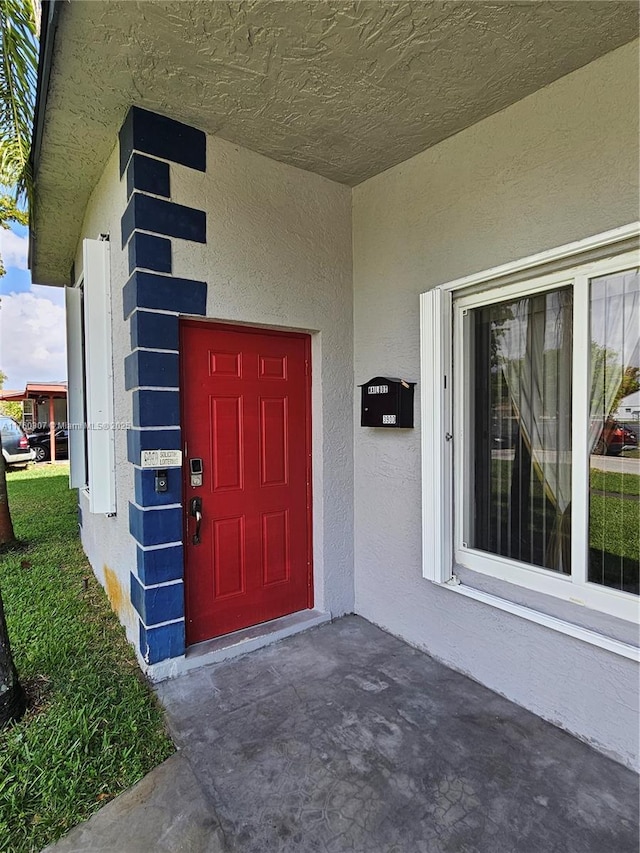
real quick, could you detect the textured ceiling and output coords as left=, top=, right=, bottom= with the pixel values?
left=32, top=1, right=639, bottom=284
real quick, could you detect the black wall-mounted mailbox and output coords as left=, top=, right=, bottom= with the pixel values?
left=360, top=376, right=416, bottom=428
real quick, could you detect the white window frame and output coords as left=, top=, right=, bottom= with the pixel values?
left=65, top=238, right=116, bottom=514
left=21, top=399, right=34, bottom=428
left=421, top=222, right=640, bottom=626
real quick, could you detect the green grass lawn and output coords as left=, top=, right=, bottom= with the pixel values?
left=590, top=465, right=640, bottom=496
left=589, top=465, right=640, bottom=591
left=590, top=492, right=639, bottom=562
left=0, top=465, right=174, bottom=853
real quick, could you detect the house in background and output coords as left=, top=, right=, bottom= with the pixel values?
left=0, top=382, right=68, bottom=460
left=614, top=390, right=640, bottom=422
left=0, top=382, right=67, bottom=430
left=29, top=2, right=639, bottom=771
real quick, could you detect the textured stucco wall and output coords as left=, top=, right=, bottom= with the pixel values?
left=32, top=0, right=639, bottom=285
left=170, top=136, right=354, bottom=617
left=74, top=133, right=354, bottom=653
left=70, top=38, right=637, bottom=767
left=74, top=145, right=140, bottom=648
left=352, top=40, right=640, bottom=769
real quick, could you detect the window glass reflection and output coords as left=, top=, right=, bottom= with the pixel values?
left=589, top=269, right=640, bottom=595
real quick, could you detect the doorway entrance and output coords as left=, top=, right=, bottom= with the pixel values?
left=180, top=321, right=313, bottom=644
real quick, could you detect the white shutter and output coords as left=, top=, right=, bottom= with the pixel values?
left=420, top=287, right=453, bottom=583
left=83, top=239, right=116, bottom=514
left=65, top=285, right=87, bottom=489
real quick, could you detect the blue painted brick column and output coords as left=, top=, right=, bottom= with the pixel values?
left=119, top=106, right=208, bottom=666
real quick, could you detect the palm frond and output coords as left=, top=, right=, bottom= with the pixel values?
left=0, top=193, right=27, bottom=227
left=0, top=0, right=37, bottom=204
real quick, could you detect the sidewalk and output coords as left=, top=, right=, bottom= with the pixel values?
left=45, top=616, right=639, bottom=853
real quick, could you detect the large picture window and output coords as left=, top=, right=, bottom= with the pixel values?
left=421, top=226, right=640, bottom=624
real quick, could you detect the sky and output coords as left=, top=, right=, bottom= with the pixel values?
left=0, top=222, right=67, bottom=391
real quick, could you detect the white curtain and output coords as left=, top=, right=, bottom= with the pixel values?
left=498, top=289, right=573, bottom=570
left=588, top=270, right=640, bottom=453
left=496, top=272, right=639, bottom=570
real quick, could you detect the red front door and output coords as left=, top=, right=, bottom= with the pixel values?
left=180, top=321, right=313, bottom=645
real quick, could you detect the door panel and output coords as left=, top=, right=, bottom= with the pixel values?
left=181, top=321, right=312, bottom=644
left=210, top=396, right=243, bottom=491
left=262, top=510, right=290, bottom=585
left=213, top=516, right=246, bottom=598
left=260, top=398, right=288, bottom=485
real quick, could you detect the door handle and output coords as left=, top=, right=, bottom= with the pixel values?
left=190, top=497, right=202, bottom=545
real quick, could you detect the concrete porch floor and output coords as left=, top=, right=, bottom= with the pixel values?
left=46, top=616, right=638, bottom=853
